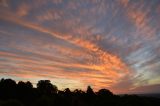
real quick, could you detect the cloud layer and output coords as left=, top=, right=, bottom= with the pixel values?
left=0, top=0, right=160, bottom=94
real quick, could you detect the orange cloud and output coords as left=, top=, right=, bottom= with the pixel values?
left=36, top=10, right=62, bottom=22
left=0, top=9, right=131, bottom=91
left=16, top=3, right=31, bottom=17
left=119, top=0, right=130, bottom=7
left=127, top=5, right=156, bottom=39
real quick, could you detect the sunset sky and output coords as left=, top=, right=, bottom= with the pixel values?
left=0, top=0, right=160, bottom=94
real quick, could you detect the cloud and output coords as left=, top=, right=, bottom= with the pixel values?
left=1, top=0, right=160, bottom=93
left=16, top=3, right=30, bottom=17
left=126, top=2, right=157, bottom=40
left=129, top=84, right=160, bottom=94
left=119, top=0, right=130, bottom=7
left=0, top=0, right=9, bottom=7
left=36, top=9, right=62, bottom=22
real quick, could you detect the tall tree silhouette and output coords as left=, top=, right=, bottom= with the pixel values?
left=86, top=86, right=95, bottom=95
left=86, top=86, right=95, bottom=105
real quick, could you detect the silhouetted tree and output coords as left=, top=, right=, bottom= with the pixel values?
left=85, top=86, right=96, bottom=105
left=17, top=81, right=33, bottom=89
left=64, top=88, right=71, bottom=93
left=37, top=80, right=58, bottom=95
left=25, top=81, right=33, bottom=88
left=74, top=89, right=85, bottom=96
left=64, top=88, right=72, bottom=96
left=97, top=89, right=113, bottom=97
left=0, top=78, right=160, bottom=106
left=86, top=86, right=95, bottom=95
left=17, top=81, right=34, bottom=103
left=0, top=78, right=16, bottom=99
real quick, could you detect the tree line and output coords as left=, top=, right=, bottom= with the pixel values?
left=0, top=78, right=160, bottom=106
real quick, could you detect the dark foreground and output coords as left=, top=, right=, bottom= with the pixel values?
left=0, top=78, right=160, bottom=106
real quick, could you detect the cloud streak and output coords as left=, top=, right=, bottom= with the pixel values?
left=0, top=0, right=160, bottom=93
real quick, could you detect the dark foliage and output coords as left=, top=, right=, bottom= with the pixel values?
left=0, top=78, right=160, bottom=106
left=37, top=80, right=58, bottom=95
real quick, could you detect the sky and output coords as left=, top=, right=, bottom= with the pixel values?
left=0, top=0, right=160, bottom=94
